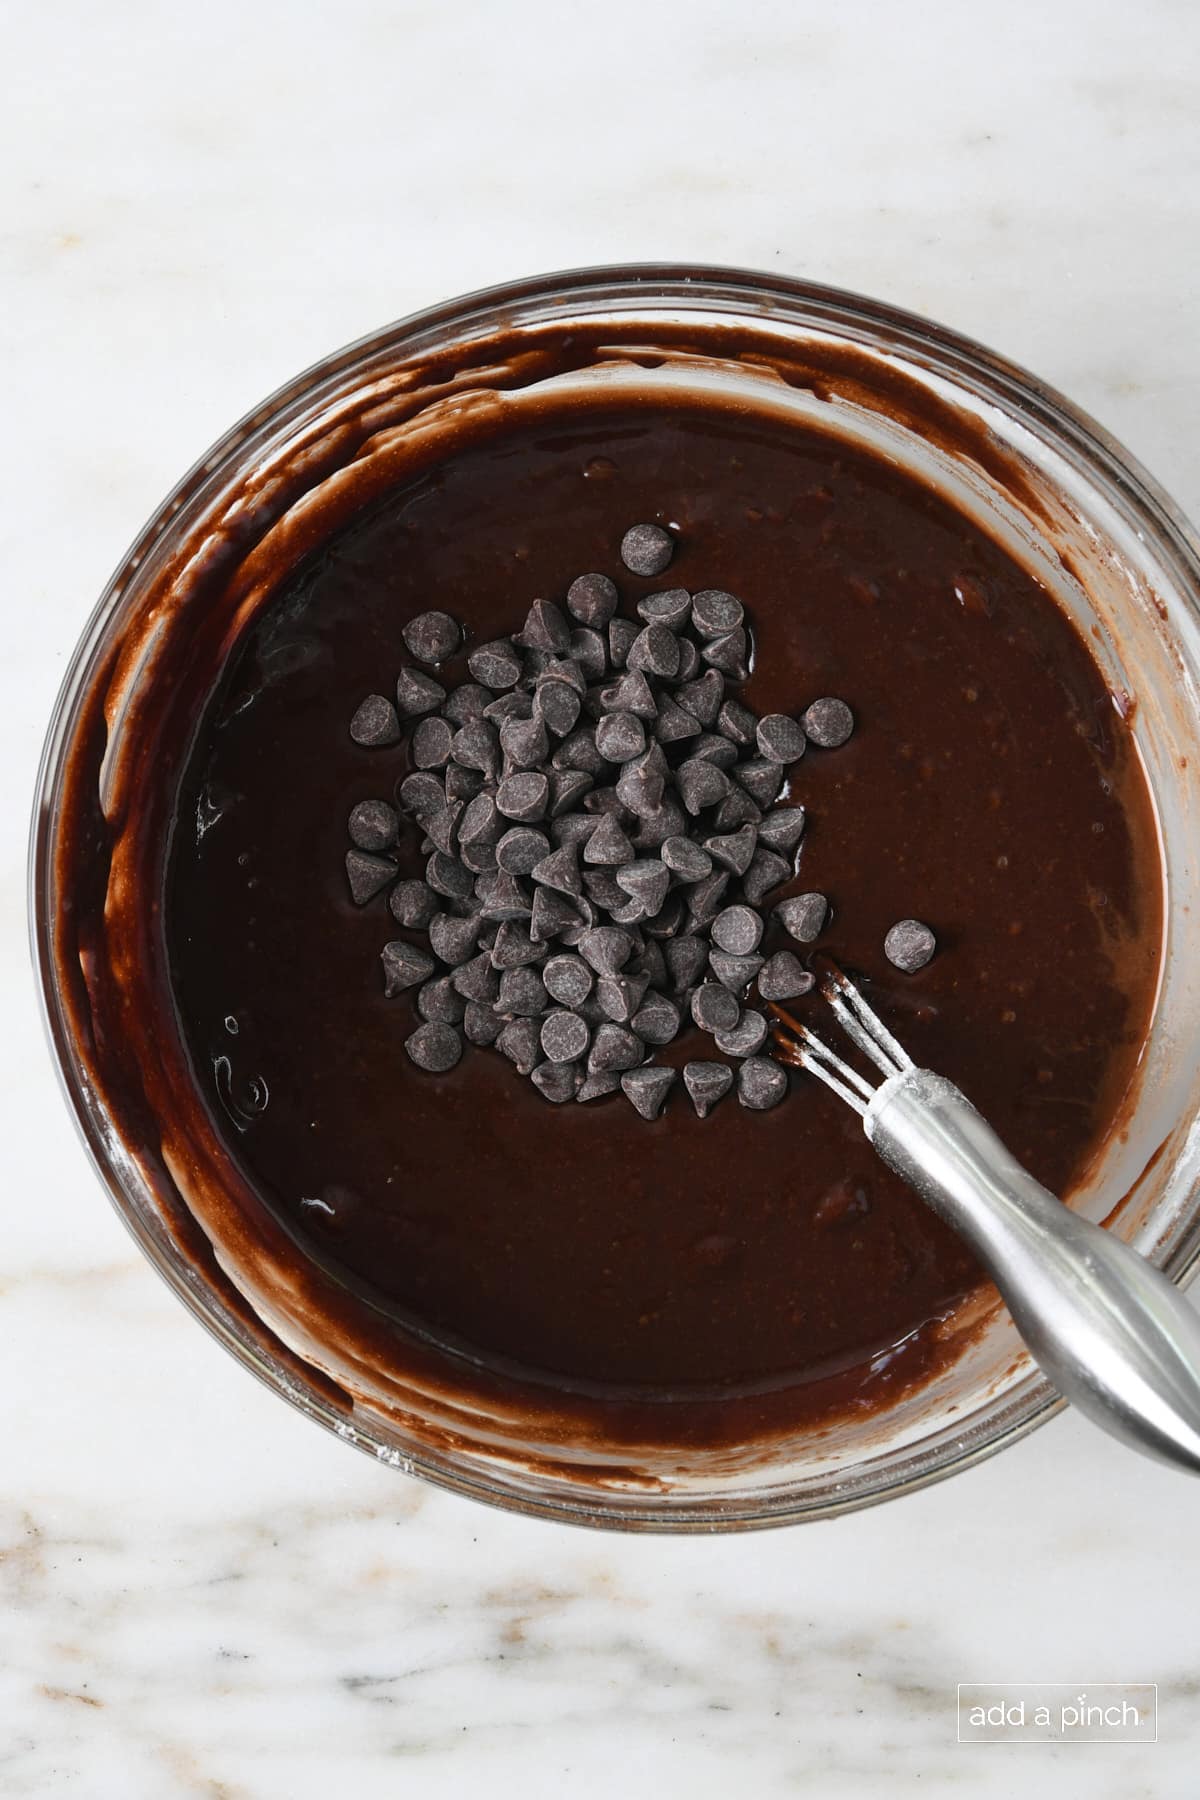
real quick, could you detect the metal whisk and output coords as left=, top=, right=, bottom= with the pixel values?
left=771, top=964, right=1200, bottom=1475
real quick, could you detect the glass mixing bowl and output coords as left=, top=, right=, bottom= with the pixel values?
left=29, top=266, right=1200, bottom=1529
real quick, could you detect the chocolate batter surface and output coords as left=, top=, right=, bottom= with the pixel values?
left=166, top=404, right=1160, bottom=1423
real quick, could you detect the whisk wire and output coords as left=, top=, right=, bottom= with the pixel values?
left=769, top=1004, right=874, bottom=1117
left=822, top=967, right=914, bottom=1079
left=769, top=965, right=914, bottom=1117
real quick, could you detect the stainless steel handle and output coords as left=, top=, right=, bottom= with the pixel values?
left=867, top=1068, right=1200, bottom=1474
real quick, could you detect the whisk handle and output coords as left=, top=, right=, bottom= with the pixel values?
left=867, top=1068, right=1200, bottom=1474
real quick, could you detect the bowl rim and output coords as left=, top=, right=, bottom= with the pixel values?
left=28, top=261, right=1200, bottom=1530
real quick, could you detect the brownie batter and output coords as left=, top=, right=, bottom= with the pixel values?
left=164, top=402, right=1161, bottom=1425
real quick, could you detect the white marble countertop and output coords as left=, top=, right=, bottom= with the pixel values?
left=5, top=2, right=1200, bottom=1793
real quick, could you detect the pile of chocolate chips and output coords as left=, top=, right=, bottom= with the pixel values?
left=344, top=523, right=929, bottom=1118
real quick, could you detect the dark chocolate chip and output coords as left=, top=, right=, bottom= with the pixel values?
left=402, top=610, right=461, bottom=665
left=576, top=1070, right=622, bottom=1103
left=489, top=920, right=543, bottom=968
left=398, top=770, right=447, bottom=820
left=742, top=848, right=792, bottom=907
left=535, top=680, right=582, bottom=739
left=496, top=826, right=551, bottom=875
left=715, top=1009, right=769, bottom=1058
left=417, top=976, right=466, bottom=1024
left=676, top=669, right=725, bottom=727
left=531, top=842, right=584, bottom=896
left=467, top=640, right=523, bottom=690
left=621, top=1065, right=677, bottom=1120
left=497, top=966, right=548, bottom=1017
left=395, top=668, right=446, bottom=718
left=711, top=904, right=764, bottom=956
left=620, top=522, right=674, bottom=577
left=717, top=698, right=758, bottom=746
left=632, top=795, right=688, bottom=850
left=583, top=868, right=629, bottom=910
left=704, top=823, right=757, bottom=876
left=517, top=598, right=571, bottom=653
left=632, top=938, right=666, bottom=985
left=756, top=950, right=815, bottom=1002
left=757, top=805, right=807, bottom=854
left=608, top=617, right=639, bottom=669
left=531, top=1061, right=583, bottom=1104
left=691, top=589, right=744, bottom=638
left=683, top=1061, right=734, bottom=1118
left=637, top=587, right=691, bottom=629
left=496, top=1018, right=541, bottom=1074
left=460, top=840, right=497, bottom=875
left=423, top=804, right=462, bottom=856
left=464, top=1000, right=504, bottom=1045
left=774, top=892, right=829, bottom=943
left=551, top=812, right=600, bottom=850
left=691, top=982, right=741, bottom=1033
left=884, top=918, right=937, bottom=972
left=425, top=851, right=474, bottom=900
left=688, top=733, right=739, bottom=770
left=595, top=711, right=648, bottom=763
left=599, top=669, right=657, bottom=720
left=389, top=879, right=438, bottom=928
left=445, top=763, right=485, bottom=803
left=530, top=886, right=585, bottom=943
left=735, top=759, right=786, bottom=810
left=707, top=628, right=748, bottom=682
left=588, top=1022, right=644, bottom=1073
left=451, top=952, right=500, bottom=1003
left=540, top=656, right=588, bottom=695
left=627, top=623, right=681, bottom=680
left=428, top=912, right=483, bottom=965
left=568, top=626, right=609, bottom=680
left=583, top=813, right=635, bottom=866
left=496, top=772, right=550, bottom=822
left=477, top=869, right=533, bottom=922
left=500, top=714, right=550, bottom=772
left=654, top=694, right=701, bottom=745
left=579, top=926, right=635, bottom=974
left=712, top=789, right=762, bottom=832
left=581, top=785, right=629, bottom=816
left=380, top=940, right=435, bottom=995
left=677, top=759, right=732, bottom=816
left=484, top=691, right=534, bottom=725
left=803, top=696, right=855, bottom=748
left=405, top=1021, right=463, bottom=1073
left=738, top=1056, right=788, bottom=1111
left=348, top=800, right=399, bottom=851
left=756, top=713, right=807, bottom=764
left=458, top=792, right=503, bottom=847
left=686, top=869, right=731, bottom=926
left=542, top=953, right=594, bottom=1007
left=552, top=726, right=606, bottom=776
left=595, top=970, right=651, bottom=1023
left=451, top=721, right=500, bottom=777
left=615, top=858, right=670, bottom=916
left=345, top=849, right=395, bottom=905
left=567, top=572, right=619, bottom=626
left=675, top=637, right=701, bottom=682
left=709, top=949, right=764, bottom=994
left=631, top=991, right=681, bottom=1046
left=548, top=769, right=594, bottom=817
left=665, top=934, right=710, bottom=991
left=539, top=1009, right=591, bottom=1063
left=615, top=746, right=668, bottom=819
left=350, top=694, right=401, bottom=747
left=442, top=683, right=491, bottom=725
left=661, top=836, right=713, bottom=882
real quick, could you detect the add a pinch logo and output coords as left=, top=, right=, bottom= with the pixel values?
left=957, top=1683, right=1157, bottom=1744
